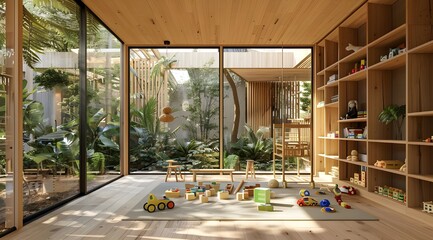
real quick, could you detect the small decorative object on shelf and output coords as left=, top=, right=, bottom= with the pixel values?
left=380, top=54, right=388, bottom=62
left=378, top=104, right=406, bottom=140
left=375, top=185, right=406, bottom=203
left=423, top=201, right=433, bottom=214
left=345, top=100, right=358, bottom=119
left=346, top=149, right=358, bottom=161
left=374, top=160, right=403, bottom=169
left=422, top=136, right=433, bottom=143
left=345, top=43, right=362, bottom=52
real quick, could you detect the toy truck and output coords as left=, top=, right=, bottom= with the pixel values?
left=143, top=193, right=175, bottom=213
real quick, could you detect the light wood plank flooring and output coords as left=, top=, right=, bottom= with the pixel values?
left=4, top=175, right=433, bottom=240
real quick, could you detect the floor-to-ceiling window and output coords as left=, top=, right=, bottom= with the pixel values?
left=21, top=0, right=81, bottom=218
left=0, top=0, right=17, bottom=233
left=86, top=13, right=121, bottom=191
left=129, top=48, right=220, bottom=173
left=223, top=48, right=312, bottom=177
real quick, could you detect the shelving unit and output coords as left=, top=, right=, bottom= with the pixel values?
left=313, top=0, right=433, bottom=224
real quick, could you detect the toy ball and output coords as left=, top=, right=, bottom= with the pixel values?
left=299, top=189, right=310, bottom=197
left=320, top=199, right=330, bottom=207
left=268, top=179, right=279, bottom=188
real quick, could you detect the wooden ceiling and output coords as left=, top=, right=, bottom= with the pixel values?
left=230, top=68, right=311, bottom=82
left=82, top=0, right=365, bottom=46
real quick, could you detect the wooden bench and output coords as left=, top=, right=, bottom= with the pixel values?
left=190, top=169, right=235, bottom=182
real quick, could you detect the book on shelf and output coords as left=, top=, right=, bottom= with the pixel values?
left=330, top=95, right=339, bottom=102
left=343, top=127, right=365, bottom=139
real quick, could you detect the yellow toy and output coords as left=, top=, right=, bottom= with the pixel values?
left=143, top=194, right=175, bottom=213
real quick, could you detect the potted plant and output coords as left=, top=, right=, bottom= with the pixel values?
left=378, top=104, right=406, bottom=140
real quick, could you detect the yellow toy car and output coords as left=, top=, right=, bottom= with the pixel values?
left=143, top=193, right=175, bottom=213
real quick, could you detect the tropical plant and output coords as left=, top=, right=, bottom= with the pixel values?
left=34, top=68, right=70, bottom=90
left=378, top=104, right=406, bottom=140
left=229, top=125, right=273, bottom=170
left=300, top=81, right=311, bottom=113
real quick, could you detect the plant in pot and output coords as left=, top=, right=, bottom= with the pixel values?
left=378, top=104, right=406, bottom=140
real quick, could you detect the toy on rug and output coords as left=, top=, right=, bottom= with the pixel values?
left=143, top=193, right=175, bottom=213
left=254, top=188, right=271, bottom=204
left=299, top=189, right=310, bottom=197
left=257, top=204, right=274, bottom=211
left=268, top=179, right=279, bottom=188
left=321, top=207, right=336, bottom=213
left=244, top=183, right=261, bottom=196
left=164, top=188, right=181, bottom=198
left=340, top=186, right=356, bottom=195
left=315, top=190, right=327, bottom=195
left=332, top=184, right=352, bottom=209
left=297, top=197, right=318, bottom=206
left=320, top=199, right=330, bottom=207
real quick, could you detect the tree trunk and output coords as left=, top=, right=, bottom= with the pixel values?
left=223, top=69, right=240, bottom=143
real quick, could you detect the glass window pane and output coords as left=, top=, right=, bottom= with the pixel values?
left=86, top=14, right=121, bottom=191
left=223, top=48, right=312, bottom=175
left=129, top=48, right=220, bottom=173
left=22, top=0, right=80, bottom=218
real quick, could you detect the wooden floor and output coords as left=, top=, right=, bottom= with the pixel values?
left=4, top=174, right=433, bottom=240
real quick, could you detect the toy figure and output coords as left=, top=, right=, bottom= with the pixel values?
left=346, top=100, right=358, bottom=119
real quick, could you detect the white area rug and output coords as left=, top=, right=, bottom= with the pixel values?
left=123, top=181, right=377, bottom=221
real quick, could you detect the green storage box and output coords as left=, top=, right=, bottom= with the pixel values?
left=254, top=187, right=270, bottom=204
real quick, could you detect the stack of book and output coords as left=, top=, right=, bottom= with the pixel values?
left=331, top=95, right=339, bottom=103
left=343, top=127, right=364, bottom=139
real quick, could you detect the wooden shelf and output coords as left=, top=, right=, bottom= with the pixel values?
left=324, top=62, right=338, bottom=72
left=317, top=69, right=325, bottom=76
left=339, top=158, right=368, bottom=167
left=369, top=24, right=406, bottom=48
left=318, top=136, right=339, bottom=140
left=325, top=80, right=338, bottom=87
left=338, top=69, right=366, bottom=82
left=338, top=117, right=367, bottom=123
left=368, top=139, right=406, bottom=144
left=340, top=179, right=367, bottom=188
left=407, top=111, right=433, bottom=117
left=339, top=46, right=367, bottom=63
left=369, top=165, right=406, bottom=176
left=318, top=154, right=339, bottom=160
left=407, top=141, right=433, bottom=146
left=369, top=52, right=406, bottom=70
left=408, top=174, right=433, bottom=183
left=339, top=138, right=367, bottom=142
left=317, top=85, right=326, bottom=91
left=409, top=40, right=433, bottom=54
left=325, top=102, right=338, bottom=108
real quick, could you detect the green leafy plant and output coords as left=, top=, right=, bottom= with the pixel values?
left=378, top=104, right=406, bottom=140
left=34, top=68, right=69, bottom=90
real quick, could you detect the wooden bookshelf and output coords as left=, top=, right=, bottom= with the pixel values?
left=313, top=0, right=433, bottom=225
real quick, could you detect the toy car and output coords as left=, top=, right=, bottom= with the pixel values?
left=143, top=193, right=175, bottom=213
left=297, top=197, right=318, bottom=206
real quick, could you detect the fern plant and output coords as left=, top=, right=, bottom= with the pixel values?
left=378, top=104, right=406, bottom=140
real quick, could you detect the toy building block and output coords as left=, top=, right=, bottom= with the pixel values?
left=209, top=188, right=216, bottom=196
left=354, top=173, right=360, bottom=181
left=199, top=195, right=208, bottom=203
left=185, top=193, right=196, bottom=201
left=226, top=183, right=234, bottom=194
left=218, top=191, right=229, bottom=200
left=185, top=184, right=195, bottom=189
left=254, top=188, right=270, bottom=204
left=361, top=171, right=366, bottom=182
left=197, top=181, right=203, bottom=186
left=257, top=204, right=273, bottom=211
left=350, top=177, right=354, bottom=183
left=164, top=189, right=180, bottom=198
left=236, top=192, right=243, bottom=201
left=422, top=201, right=433, bottom=214
left=242, top=191, right=249, bottom=200
left=270, top=191, right=276, bottom=199
left=205, top=190, right=212, bottom=197
left=233, top=179, right=244, bottom=194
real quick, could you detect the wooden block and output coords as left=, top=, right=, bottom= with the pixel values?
left=354, top=173, right=360, bottom=181
left=185, top=184, right=195, bottom=189
left=350, top=177, right=354, bottom=183
left=197, top=181, right=203, bottom=186
left=360, top=182, right=366, bottom=188
left=236, top=192, right=243, bottom=201
left=233, top=179, right=244, bottom=194
left=199, top=195, right=208, bottom=203
left=270, top=191, right=276, bottom=199
left=218, top=191, right=229, bottom=200
left=243, top=191, right=249, bottom=200
left=185, top=193, right=196, bottom=200
left=210, top=188, right=216, bottom=196
left=257, top=204, right=273, bottom=211
left=164, top=190, right=180, bottom=198
left=205, top=190, right=212, bottom=197
left=254, top=188, right=270, bottom=204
